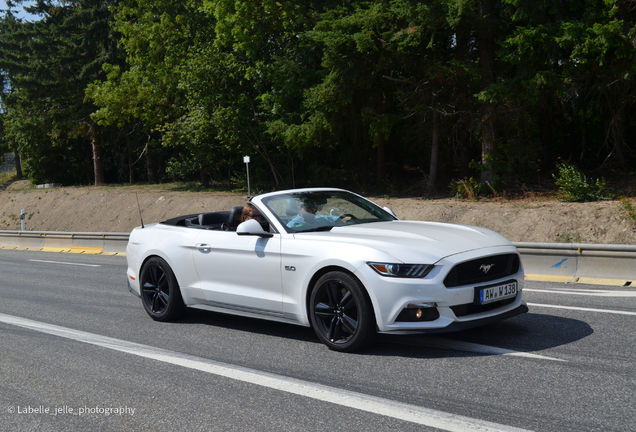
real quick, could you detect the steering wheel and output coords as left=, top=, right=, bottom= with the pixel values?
left=339, top=213, right=357, bottom=223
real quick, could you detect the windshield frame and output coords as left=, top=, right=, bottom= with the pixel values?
left=258, top=189, right=397, bottom=234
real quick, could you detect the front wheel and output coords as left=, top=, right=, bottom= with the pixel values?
left=309, top=271, right=376, bottom=352
left=140, top=257, right=184, bottom=321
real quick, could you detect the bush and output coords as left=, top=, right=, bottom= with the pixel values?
left=553, top=163, right=612, bottom=202
left=618, top=198, right=636, bottom=224
left=450, top=177, right=484, bottom=200
left=0, top=168, right=17, bottom=183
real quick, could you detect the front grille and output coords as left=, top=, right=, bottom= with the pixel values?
left=444, top=253, right=520, bottom=288
left=451, top=296, right=517, bottom=317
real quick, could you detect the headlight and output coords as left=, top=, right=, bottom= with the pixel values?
left=368, top=262, right=433, bottom=278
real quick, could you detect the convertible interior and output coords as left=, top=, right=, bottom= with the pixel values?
left=160, top=206, right=270, bottom=232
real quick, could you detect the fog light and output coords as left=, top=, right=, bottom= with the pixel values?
left=395, top=304, right=440, bottom=322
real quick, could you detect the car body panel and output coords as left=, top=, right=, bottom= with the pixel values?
left=127, top=223, right=201, bottom=296
left=192, top=230, right=283, bottom=312
left=126, top=188, right=527, bottom=337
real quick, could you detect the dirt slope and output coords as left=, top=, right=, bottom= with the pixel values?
left=1, top=181, right=635, bottom=244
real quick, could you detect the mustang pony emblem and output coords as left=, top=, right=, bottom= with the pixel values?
left=480, top=264, right=495, bottom=273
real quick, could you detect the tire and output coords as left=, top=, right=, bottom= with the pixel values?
left=309, top=271, right=376, bottom=352
left=140, top=256, right=185, bottom=321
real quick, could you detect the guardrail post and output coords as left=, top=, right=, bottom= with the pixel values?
left=20, top=209, right=25, bottom=231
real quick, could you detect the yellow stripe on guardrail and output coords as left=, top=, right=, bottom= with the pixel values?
left=70, top=246, right=103, bottom=254
left=525, top=273, right=632, bottom=286
left=571, top=277, right=632, bottom=287
left=41, top=247, right=72, bottom=253
left=0, top=243, right=125, bottom=256
left=525, top=274, right=573, bottom=284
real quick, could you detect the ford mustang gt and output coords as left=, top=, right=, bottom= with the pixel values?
left=126, top=188, right=527, bottom=352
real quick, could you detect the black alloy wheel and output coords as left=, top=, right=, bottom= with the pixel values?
left=140, top=257, right=184, bottom=321
left=309, top=271, right=376, bottom=352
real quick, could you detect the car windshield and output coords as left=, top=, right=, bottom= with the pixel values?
left=261, top=190, right=396, bottom=233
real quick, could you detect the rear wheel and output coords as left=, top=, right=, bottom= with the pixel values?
left=309, top=271, right=376, bottom=352
left=140, top=257, right=184, bottom=321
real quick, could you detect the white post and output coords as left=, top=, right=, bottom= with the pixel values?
left=243, top=156, right=251, bottom=197
left=20, top=209, right=25, bottom=231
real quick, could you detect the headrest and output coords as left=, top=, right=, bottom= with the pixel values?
left=286, top=199, right=300, bottom=216
left=228, top=206, right=245, bottom=228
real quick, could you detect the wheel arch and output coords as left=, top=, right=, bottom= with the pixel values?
left=138, top=253, right=186, bottom=305
left=304, top=265, right=377, bottom=329
left=138, top=252, right=183, bottom=285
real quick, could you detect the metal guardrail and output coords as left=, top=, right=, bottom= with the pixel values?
left=512, top=242, right=636, bottom=286
left=0, top=230, right=634, bottom=285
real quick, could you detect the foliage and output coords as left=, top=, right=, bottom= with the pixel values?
left=553, top=163, right=611, bottom=202
left=0, top=0, right=121, bottom=185
left=450, top=177, right=486, bottom=200
left=0, top=168, right=17, bottom=183
left=618, top=198, right=636, bottom=224
left=2, top=0, right=636, bottom=194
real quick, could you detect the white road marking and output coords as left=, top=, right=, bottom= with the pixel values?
left=525, top=288, right=636, bottom=297
left=0, top=312, right=532, bottom=432
left=527, top=303, right=636, bottom=316
left=418, top=337, right=565, bottom=362
left=28, top=259, right=101, bottom=267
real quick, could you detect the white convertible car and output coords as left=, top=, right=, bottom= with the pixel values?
left=126, top=188, right=527, bottom=352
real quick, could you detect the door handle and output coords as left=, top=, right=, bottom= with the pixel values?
left=195, top=243, right=211, bottom=253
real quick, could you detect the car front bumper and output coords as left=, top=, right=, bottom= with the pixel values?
left=354, top=246, right=528, bottom=333
left=377, top=303, right=529, bottom=335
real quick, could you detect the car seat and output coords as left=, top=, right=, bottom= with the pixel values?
left=225, top=206, right=245, bottom=231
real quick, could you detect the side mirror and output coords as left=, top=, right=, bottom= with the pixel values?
left=236, top=219, right=274, bottom=238
left=383, top=206, right=398, bottom=219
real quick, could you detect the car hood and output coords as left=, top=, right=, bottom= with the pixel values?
left=303, top=220, right=515, bottom=263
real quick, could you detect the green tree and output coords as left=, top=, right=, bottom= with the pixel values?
left=282, top=0, right=476, bottom=190
left=209, top=0, right=329, bottom=187
left=89, top=0, right=327, bottom=188
left=485, top=0, right=636, bottom=176
left=0, top=0, right=120, bottom=185
left=87, top=0, right=195, bottom=184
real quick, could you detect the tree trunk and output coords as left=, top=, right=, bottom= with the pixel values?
left=428, top=111, right=440, bottom=194
left=478, top=0, right=497, bottom=184
left=376, top=133, right=385, bottom=184
left=128, top=142, right=135, bottom=183
left=199, top=165, right=210, bottom=188
left=13, top=149, right=23, bottom=178
left=146, top=147, right=158, bottom=185
left=612, top=103, right=627, bottom=169
left=480, top=105, right=496, bottom=184
left=92, top=132, right=105, bottom=186
left=454, top=26, right=473, bottom=179
left=580, top=106, right=587, bottom=162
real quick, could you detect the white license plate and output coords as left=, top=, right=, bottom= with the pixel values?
left=479, top=281, right=518, bottom=304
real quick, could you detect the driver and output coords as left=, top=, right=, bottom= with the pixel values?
left=287, top=199, right=350, bottom=229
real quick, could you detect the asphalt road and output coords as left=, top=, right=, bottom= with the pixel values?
left=0, top=249, right=634, bottom=432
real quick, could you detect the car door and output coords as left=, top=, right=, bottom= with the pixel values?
left=192, top=230, right=283, bottom=313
